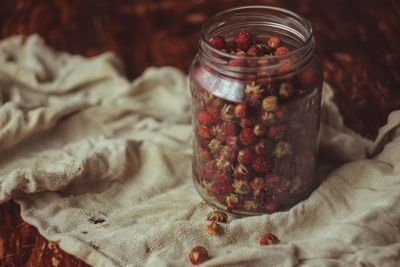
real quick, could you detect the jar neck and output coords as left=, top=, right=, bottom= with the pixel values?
left=198, top=6, right=315, bottom=80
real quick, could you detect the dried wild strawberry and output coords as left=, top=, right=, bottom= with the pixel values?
left=189, top=246, right=209, bottom=265
left=254, top=140, right=269, bottom=156
left=253, top=124, right=267, bottom=137
left=234, top=164, right=250, bottom=180
left=240, top=117, right=253, bottom=128
left=259, top=233, right=280, bottom=246
left=275, top=46, right=289, bottom=56
left=198, top=147, right=212, bottom=161
left=207, top=221, right=220, bottom=235
left=207, top=210, right=228, bottom=223
left=233, top=179, right=251, bottom=195
left=226, top=193, right=239, bottom=209
left=215, top=157, right=231, bottom=172
left=273, top=141, right=292, bottom=158
left=250, top=177, right=265, bottom=190
left=198, top=110, right=217, bottom=126
left=260, top=111, right=275, bottom=123
left=234, top=31, right=253, bottom=51
left=252, top=157, right=269, bottom=173
left=244, top=200, right=258, bottom=211
left=267, top=36, right=282, bottom=49
left=299, top=67, right=319, bottom=87
left=228, top=59, right=246, bottom=67
left=262, top=96, right=278, bottom=111
left=234, top=103, right=248, bottom=118
left=226, top=136, right=239, bottom=149
left=239, top=128, right=256, bottom=145
left=268, top=125, right=285, bottom=139
left=266, top=174, right=279, bottom=186
left=209, top=35, right=227, bottom=50
left=247, top=45, right=263, bottom=57
left=278, top=83, right=294, bottom=99
left=197, top=125, right=212, bottom=139
left=275, top=107, right=288, bottom=120
left=221, top=122, right=237, bottom=136
left=238, top=148, right=254, bottom=165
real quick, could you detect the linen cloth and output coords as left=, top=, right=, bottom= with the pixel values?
left=1, top=34, right=400, bottom=267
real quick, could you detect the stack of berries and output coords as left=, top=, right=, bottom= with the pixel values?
left=192, top=30, right=321, bottom=214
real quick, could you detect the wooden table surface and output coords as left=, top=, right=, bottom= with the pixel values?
left=1, top=0, right=399, bottom=266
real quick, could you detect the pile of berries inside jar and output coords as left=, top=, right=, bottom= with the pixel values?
left=190, top=25, right=323, bottom=215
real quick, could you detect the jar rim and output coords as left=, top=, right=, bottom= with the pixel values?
left=200, top=5, right=314, bottom=61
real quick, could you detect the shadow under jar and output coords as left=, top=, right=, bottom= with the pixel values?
left=189, top=6, right=323, bottom=215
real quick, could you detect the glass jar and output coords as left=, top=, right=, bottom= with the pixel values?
left=189, top=6, right=323, bottom=215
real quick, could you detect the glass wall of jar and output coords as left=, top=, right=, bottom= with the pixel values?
left=189, top=6, right=323, bottom=215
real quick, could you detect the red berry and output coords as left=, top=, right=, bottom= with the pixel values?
left=275, top=107, right=288, bottom=120
left=234, top=104, right=248, bottom=118
left=259, top=233, right=280, bottom=246
left=207, top=210, right=228, bottom=223
left=266, top=174, right=279, bottom=186
left=221, top=122, right=237, bottom=136
left=268, top=125, right=285, bottom=139
left=252, top=157, right=269, bottom=173
left=207, top=105, right=219, bottom=117
left=267, top=36, right=282, bottom=49
left=189, top=246, right=209, bottom=265
left=198, top=110, right=217, bottom=125
left=275, top=46, right=289, bottom=56
left=226, top=136, right=239, bottom=149
left=265, top=202, right=279, bottom=213
left=234, top=31, right=253, bottom=51
left=247, top=45, right=263, bottom=57
left=197, top=125, right=212, bottom=139
left=254, top=140, right=269, bottom=156
left=208, top=35, right=227, bottom=50
left=238, top=148, right=254, bottom=165
left=198, top=147, right=212, bottom=161
left=228, top=59, right=246, bottom=67
left=239, top=128, right=256, bottom=145
left=299, top=67, right=319, bottom=87
left=250, top=177, right=265, bottom=190
left=240, top=117, right=253, bottom=128
left=207, top=221, right=220, bottom=235
left=235, top=50, right=247, bottom=57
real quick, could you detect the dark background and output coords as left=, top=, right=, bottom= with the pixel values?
left=0, top=0, right=399, bottom=266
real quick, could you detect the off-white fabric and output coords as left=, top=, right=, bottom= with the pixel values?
left=1, top=34, right=400, bottom=267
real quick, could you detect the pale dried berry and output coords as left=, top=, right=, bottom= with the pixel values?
left=208, top=138, right=222, bottom=154
left=278, top=83, right=294, bottom=99
left=221, top=104, right=235, bottom=121
left=275, top=46, right=289, bottom=56
left=234, top=31, right=253, bottom=51
left=234, top=164, right=249, bottom=180
left=244, top=200, right=258, bottom=211
left=267, top=36, right=282, bottom=49
left=226, top=193, right=239, bottom=209
left=207, top=221, right=220, bottom=235
left=260, top=111, right=275, bottom=123
left=209, top=35, right=227, bottom=50
left=262, top=96, right=278, bottom=111
left=259, top=233, right=280, bottom=246
left=207, top=210, right=228, bottom=223
left=254, top=124, right=268, bottom=137
left=234, top=103, right=248, bottom=118
left=233, top=179, right=251, bottom=195
left=273, top=141, right=292, bottom=158
left=189, top=246, right=209, bottom=265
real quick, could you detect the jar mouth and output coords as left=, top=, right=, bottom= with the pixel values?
left=199, top=6, right=315, bottom=76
